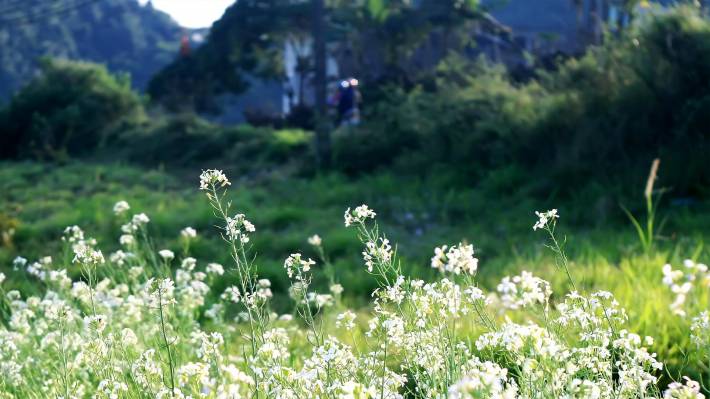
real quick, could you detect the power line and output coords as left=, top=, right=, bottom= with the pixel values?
left=0, top=0, right=101, bottom=26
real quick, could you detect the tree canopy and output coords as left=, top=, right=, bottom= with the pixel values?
left=148, top=0, right=483, bottom=112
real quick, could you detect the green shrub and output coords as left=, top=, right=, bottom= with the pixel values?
left=0, top=59, right=143, bottom=160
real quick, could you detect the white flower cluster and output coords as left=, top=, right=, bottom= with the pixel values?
left=362, top=237, right=392, bottom=273
left=336, top=310, right=357, bottom=330
left=664, top=377, right=705, bottom=399
left=221, top=285, right=241, bottom=304
left=62, top=225, right=86, bottom=244
left=662, top=259, right=709, bottom=316
left=119, top=212, right=150, bottom=247
left=206, top=262, right=224, bottom=276
left=113, top=200, right=130, bottom=215
left=533, top=209, right=559, bottom=231
left=308, top=234, right=322, bottom=246
left=72, top=240, right=105, bottom=266
left=63, top=225, right=104, bottom=266
left=690, top=311, right=709, bottom=348
left=180, top=227, right=197, bottom=239
left=24, top=256, right=52, bottom=280
left=496, top=270, right=552, bottom=309
left=284, top=253, right=315, bottom=280
left=431, top=243, right=478, bottom=275
left=330, top=283, right=343, bottom=295
left=199, top=169, right=231, bottom=190
left=344, top=204, right=376, bottom=227
left=255, top=278, right=273, bottom=301
left=109, top=249, right=134, bottom=267
left=225, top=213, right=255, bottom=243
left=448, top=359, right=518, bottom=399
left=158, top=249, right=174, bottom=261
left=303, top=292, right=334, bottom=308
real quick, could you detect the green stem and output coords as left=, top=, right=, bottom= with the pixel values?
left=547, top=226, right=577, bottom=292
left=157, top=283, right=176, bottom=396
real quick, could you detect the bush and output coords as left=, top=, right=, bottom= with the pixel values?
left=0, top=59, right=143, bottom=160
left=335, top=57, right=548, bottom=181
left=337, top=6, right=710, bottom=197
left=114, top=113, right=314, bottom=174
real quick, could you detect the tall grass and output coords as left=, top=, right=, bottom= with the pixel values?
left=622, top=159, right=665, bottom=255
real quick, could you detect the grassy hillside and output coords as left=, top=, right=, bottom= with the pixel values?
left=1, top=161, right=707, bottom=294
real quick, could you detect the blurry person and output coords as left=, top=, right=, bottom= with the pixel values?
left=335, top=78, right=361, bottom=126
left=179, top=32, right=191, bottom=57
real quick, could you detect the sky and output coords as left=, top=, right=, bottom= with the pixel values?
left=138, top=0, right=234, bottom=28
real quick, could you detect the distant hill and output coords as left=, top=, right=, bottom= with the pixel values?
left=0, top=0, right=192, bottom=101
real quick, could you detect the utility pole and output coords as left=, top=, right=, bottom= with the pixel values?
left=312, top=0, right=331, bottom=169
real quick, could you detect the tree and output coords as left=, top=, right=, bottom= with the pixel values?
left=330, top=0, right=482, bottom=85
left=313, top=0, right=331, bottom=167
left=148, top=0, right=311, bottom=113
left=0, top=58, right=143, bottom=159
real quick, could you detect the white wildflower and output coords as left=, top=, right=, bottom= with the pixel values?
left=62, top=225, right=85, bottom=243
left=336, top=310, right=357, bottom=330
left=149, top=278, right=176, bottom=308
left=362, top=237, right=392, bottom=273
left=225, top=214, right=255, bottom=243
left=284, top=253, right=316, bottom=279
left=448, top=359, right=518, bottom=399
left=121, top=328, right=138, bottom=346
left=497, top=271, right=552, bottom=309
left=83, top=314, right=107, bottom=334
left=664, top=377, right=705, bottom=399
left=308, top=234, right=322, bottom=246
left=222, top=286, right=241, bottom=303
left=330, top=283, right=344, bottom=295
left=109, top=250, right=131, bottom=267
left=158, top=249, right=174, bottom=261
left=199, top=169, right=231, bottom=190
left=180, top=257, right=196, bottom=271
left=180, top=227, right=197, bottom=239
left=533, top=209, right=559, bottom=231
left=121, top=213, right=150, bottom=236
left=113, top=200, right=130, bottom=215
left=690, top=311, right=709, bottom=347
left=344, top=204, right=376, bottom=227
left=12, top=256, right=27, bottom=270
left=206, top=263, right=224, bottom=275
left=132, top=213, right=150, bottom=225
left=431, top=243, right=478, bottom=275
left=72, top=242, right=105, bottom=266
left=96, top=379, right=129, bottom=399
left=119, top=234, right=135, bottom=246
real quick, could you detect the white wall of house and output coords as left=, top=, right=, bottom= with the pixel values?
left=282, top=38, right=339, bottom=115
